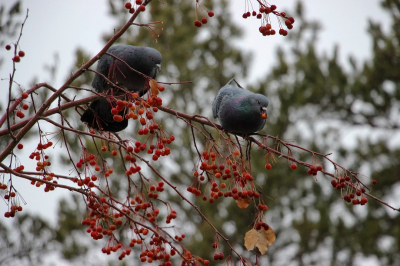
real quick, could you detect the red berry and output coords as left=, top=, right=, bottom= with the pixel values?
left=270, top=5, right=277, bottom=11
left=360, top=197, right=368, bottom=205
left=21, top=92, right=28, bottom=99
left=208, top=11, right=214, bottom=17
left=13, top=56, right=20, bottom=62
left=372, top=180, right=377, bottom=185
left=290, top=163, right=297, bottom=170
left=129, top=8, right=135, bottom=14
left=256, top=13, right=262, bottom=19
left=22, top=104, right=29, bottom=110
left=280, top=12, right=286, bottom=17
left=194, top=20, right=202, bottom=27
left=138, top=5, right=145, bottom=11
left=252, top=11, right=257, bottom=16
left=265, top=163, right=272, bottom=170
left=16, top=110, right=24, bottom=118
left=125, top=2, right=132, bottom=9
left=135, top=0, right=142, bottom=4
left=288, top=17, right=295, bottom=23
left=5, top=45, right=11, bottom=50
left=17, top=144, right=23, bottom=149
left=18, top=51, right=25, bottom=57
left=201, top=17, right=207, bottom=24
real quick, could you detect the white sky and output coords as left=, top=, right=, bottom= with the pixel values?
left=0, top=1, right=393, bottom=259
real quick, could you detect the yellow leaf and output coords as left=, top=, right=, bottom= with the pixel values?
left=149, top=79, right=159, bottom=95
left=235, top=197, right=250, bottom=209
left=244, top=226, right=276, bottom=255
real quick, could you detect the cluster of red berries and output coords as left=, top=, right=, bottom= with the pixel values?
left=307, top=165, right=323, bottom=175
left=124, top=1, right=145, bottom=14
left=6, top=44, right=25, bottom=62
left=193, top=0, right=214, bottom=28
left=145, top=207, right=160, bottom=223
left=13, top=164, right=24, bottom=173
left=174, top=233, right=185, bottom=242
left=330, top=177, right=371, bottom=205
left=165, top=209, right=177, bottom=224
left=255, top=221, right=270, bottom=231
left=241, top=2, right=295, bottom=37
left=187, top=185, right=202, bottom=196
left=224, top=187, right=261, bottom=200
left=137, top=245, right=180, bottom=265
left=15, top=92, right=30, bottom=119
left=4, top=204, right=23, bottom=218
left=213, top=252, right=224, bottom=260
left=194, top=11, right=214, bottom=27
left=148, top=181, right=165, bottom=199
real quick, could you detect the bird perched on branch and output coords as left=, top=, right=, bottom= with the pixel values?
left=212, top=79, right=269, bottom=134
left=81, top=45, right=162, bottom=132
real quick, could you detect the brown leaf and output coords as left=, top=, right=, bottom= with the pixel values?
left=244, top=226, right=276, bottom=255
left=235, top=197, right=250, bottom=209
left=149, top=79, right=159, bottom=95
left=244, top=229, right=259, bottom=251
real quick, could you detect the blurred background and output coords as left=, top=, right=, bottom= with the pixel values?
left=0, top=0, right=399, bottom=265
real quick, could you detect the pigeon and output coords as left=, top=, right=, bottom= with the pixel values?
left=81, top=45, right=162, bottom=132
left=212, top=79, right=269, bottom=134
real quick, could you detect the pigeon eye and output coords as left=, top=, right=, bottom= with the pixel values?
left=150, top=56, right=154, bottom=61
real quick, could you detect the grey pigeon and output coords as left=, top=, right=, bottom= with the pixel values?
left=212, top=79, right=269, bottom=134
left=81, top=45, right=162, bottom=132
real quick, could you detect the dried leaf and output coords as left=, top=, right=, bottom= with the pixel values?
left=256, top=227, right=276, bottom=254
left=235, top=197, right=250, bottom=209
left=149, top=79, right=159, bottom=95
left=244, top=229, right=259, bottom=251
left=244, top=226, right=276, bottom=255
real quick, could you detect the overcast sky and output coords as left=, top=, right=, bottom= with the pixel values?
left=0, top=0, right=392, bottom=234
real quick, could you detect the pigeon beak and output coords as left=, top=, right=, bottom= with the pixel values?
left=261, top=107, right=268, bottom=119
left=156, top=64, right=161, bottom=73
